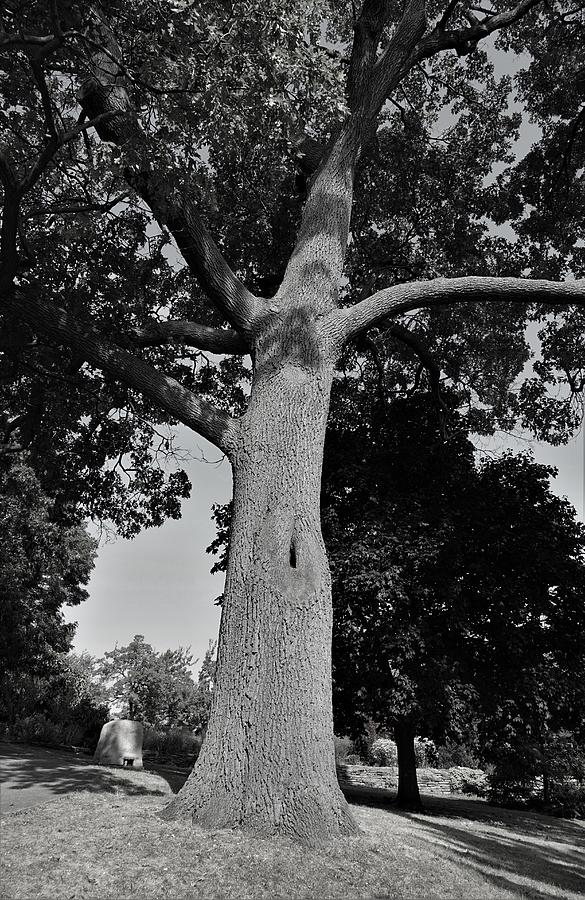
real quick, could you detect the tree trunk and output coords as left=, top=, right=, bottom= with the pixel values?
left=394, top=721, right=424, bottom=811
left=162, top=332, right=357, bottom=843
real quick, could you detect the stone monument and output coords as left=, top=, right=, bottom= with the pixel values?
left=94, top=719, right=144, bottom=768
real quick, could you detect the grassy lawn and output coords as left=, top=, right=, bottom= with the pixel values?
left=2, top=766, right=584, bottom=899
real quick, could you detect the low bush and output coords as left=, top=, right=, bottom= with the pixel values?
left=414, top=737, right=437, bottom=768
left=435, top=741, right=481, bottom=769
left=345, top=753, right=362, bottom=764
left=449, top=766, right=489, bottom=797
left=487, top=734, right=585, bottom=817
left=5, top=713, right=63, bottom=746
left=1, top=702, right=108, bottom=750
left=543, top=781, right=585, bottom=819
left=371, top=738, right=398, bottom=767
left=487, top=751, right=541, bottom=809
left=142, top=726, right=202, bottom=765
left=334, top=735, right=355, bottom=764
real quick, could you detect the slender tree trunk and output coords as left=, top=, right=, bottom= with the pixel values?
left=394, top=721, right=423, bottom=811
left=163, top=324, right=357, bottom=842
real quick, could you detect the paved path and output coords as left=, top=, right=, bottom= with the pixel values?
left=0, top=742, right=188, bottom=814
left=0, top=742, right=100, bottom=814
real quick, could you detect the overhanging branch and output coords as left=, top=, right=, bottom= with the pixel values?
left=76, top=9, right=261, bottom=336
left=130, top=320, right=249, bottom=354
left=331, top=276, right=585, bottom=348
left=9, top=289, right=239, bottom=457
left=415, top=0, right=541, bottom=61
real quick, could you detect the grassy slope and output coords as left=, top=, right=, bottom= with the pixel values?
left=1, top=767, right=584, bottom=899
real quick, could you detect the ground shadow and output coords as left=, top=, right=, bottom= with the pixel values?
left=0, top=742, right=168, bottom=801
left=143, top=762, right=189, bottom=794
left=343, top=781, right=585, bottom=899
left=406, top=810, right=585, bottom=899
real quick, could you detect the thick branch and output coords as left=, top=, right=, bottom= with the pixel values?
left=283, top=0, right=427, bottom=296
left=388, top=323, right=442, bottom=394
left=76, top=10, right=260, bottom=335
left=9, top=290, right=238, bottom=456
left=369, top=0, right=428, bottom=113
left=130, top=320, right=249, bottom=354
left=125, top=171, right=259, bottom=335
left=332, top=276, right=585, bottom=346
left=347, top=0, right=395, bottom=112
left=416, top=0, right=541, bottom=61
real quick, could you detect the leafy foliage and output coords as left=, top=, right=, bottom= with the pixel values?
left=3, top=1, right=585, bottom=541
left=488, top=731, right=585, bottom=817
left=0, top=461, right=96, bottom=690
left=324, top=379, right=585, bottom=775
left=0, top=651, right=109, bottom=749
left=98, top=634, right=215, bottom=730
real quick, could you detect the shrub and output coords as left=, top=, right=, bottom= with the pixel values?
left=414, top=737, right=437, bottom=768
left=334, top=735, right=355, bottom=764
left=449, top=766, right=488, bottom=796
left=435, top=740, right=480, bottom=769
left=487, top=751, right=541, bottom=809
left=487, top=733, right=585, bottom=816
left=345, top=752, right=362, bottom=764
left=142, top=725, right=202, bottom=764
left=6, top=713, right=63, bottom=745
left=543, top=781, right=585, bottom=819
left=371, top=738, right=398, bottom=766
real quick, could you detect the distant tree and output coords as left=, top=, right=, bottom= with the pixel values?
left=66, top=650, right=110, bottom=710
left=324, top=382, right=585, bottom=808
left=185, top=641, right=216, bottom=736
left=98, top=634, right=214, bottom=729
left=0, top=460, right=96, bottom=723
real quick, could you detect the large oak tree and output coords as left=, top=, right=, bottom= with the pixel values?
left=2, top=0, right=585, bottom=842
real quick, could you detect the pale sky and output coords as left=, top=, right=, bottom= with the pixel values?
left=65, top=421, right=584, bottom=671
left=65, top=429, right=231, bottom=669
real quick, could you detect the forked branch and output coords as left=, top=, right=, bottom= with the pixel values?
left=416, top=0, right=541, bottom=60
left=76, top=9, right=260, bottom=336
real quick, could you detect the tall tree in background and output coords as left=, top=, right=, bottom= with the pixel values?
left=98, top=634, right=204, bottom=727
left=325, top=381, right=585, bottom=809
left=0, top=460, right=96, bottom=723
left=3, top=1, right=585, bottom=841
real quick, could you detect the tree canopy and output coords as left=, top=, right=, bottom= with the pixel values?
left=0, top=460, right=96, bottom=691
left=3, top=0, right=585, bottom=842
left=98, top=633, right=214, bottom=729
left=2, top=0, right=585, bottom=518
left=324, top=381, right=585, bottom=803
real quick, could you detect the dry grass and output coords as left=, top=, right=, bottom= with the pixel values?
left=2, top=766, right=584, bottom=899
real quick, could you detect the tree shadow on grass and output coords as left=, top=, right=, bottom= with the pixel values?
left=0, top=742, right=168, bottom=800
left=405, top=811, right=585, bottom=899
left=143, top=762, right=189, bottom=794
left=345, top=782, right=585, bottom=899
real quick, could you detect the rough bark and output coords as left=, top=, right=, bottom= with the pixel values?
left=394, top=721, right=424, bottom=811
left=162, top=306, right=356, bottom=843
